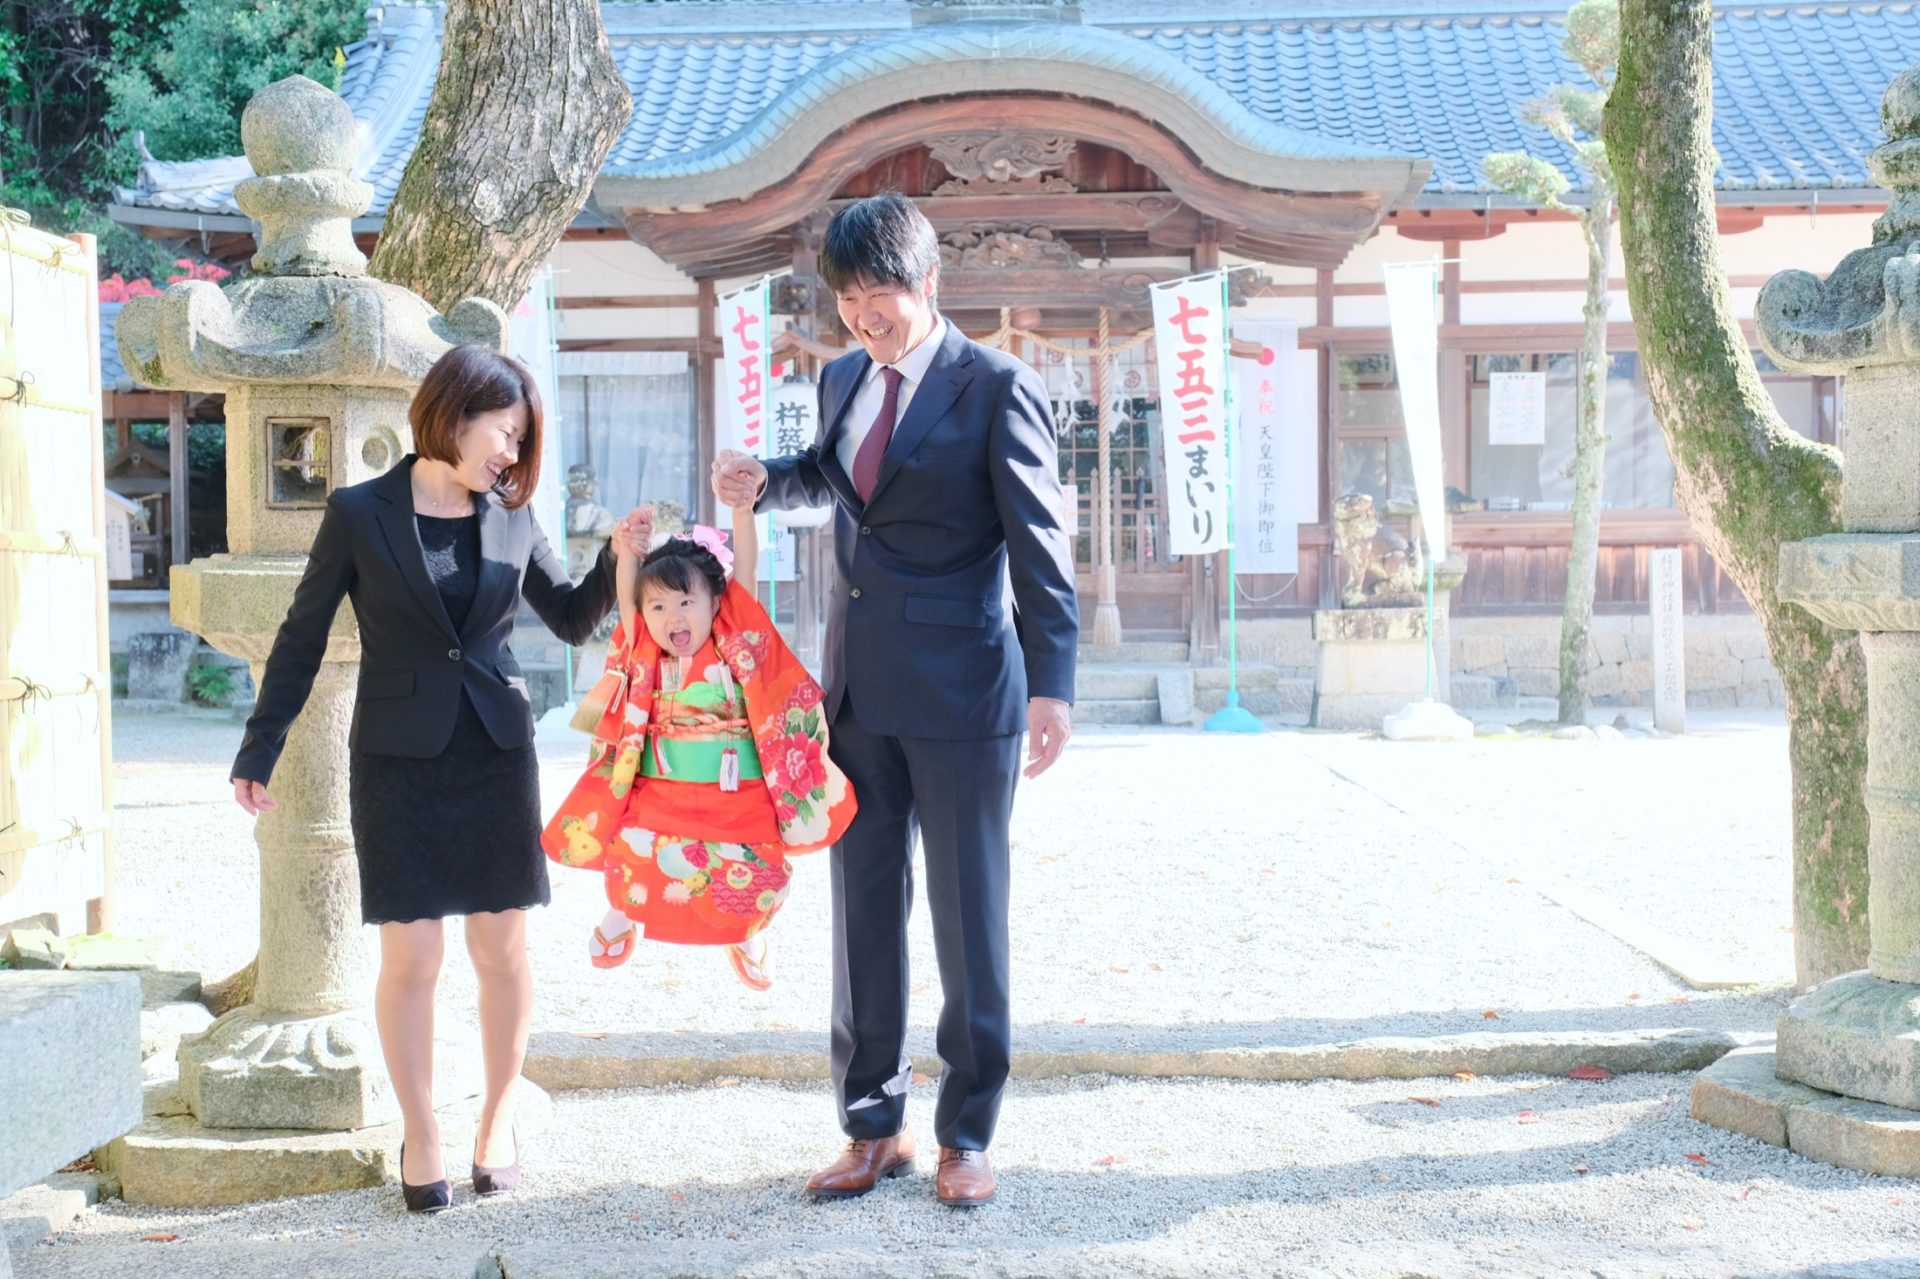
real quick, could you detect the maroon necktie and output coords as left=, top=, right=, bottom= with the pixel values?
left=852, top=366, right=905, bottom=502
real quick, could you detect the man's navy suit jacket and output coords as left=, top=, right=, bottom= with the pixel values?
left=758, top=320, right=1079, bottom=741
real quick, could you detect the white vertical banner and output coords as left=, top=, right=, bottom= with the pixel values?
left=718, top=277, right=773, bottom=459
left=1382, top=261, right=1448, bottom=559
left=1150, top=273, right=1231, bottom=556
left=507, top=265, right=567, bottom=552
left=1232, top=320, right=1313, bottom=575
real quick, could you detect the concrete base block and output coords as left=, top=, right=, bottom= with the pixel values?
left=175, top=1004, right=476, bottom=1132
left=0, top=973, right=142, bottom=1198
left=1155, top=669, right=1197, bottom=726
left=1311, top=691, right=1415, bottom=731
left=140, top=1003, right=214, bottom=1065
left=1381, top=699, right=1474, bottom=741
left=1691, top=1045, right=1830, bottom=1147
left=1693, top=1046, right=1920, bottom=1177
left=97, top=1080, right=551, bottom=1207
left=0, top=1172, right=102, bottom=1248
left=1776, top=970, right=1920, bottom=1110
left=124, top=632, right=196, bottom=702
left=61, top=937, right=202, bottom=1009
left=0, top=931, right=65, bottom=971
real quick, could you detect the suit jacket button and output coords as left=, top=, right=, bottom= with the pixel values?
left=860, top=525, right=871, bottom=536
left=448, top=647, right=462, bottom=661
left=850, top=588, right=862, bottom=600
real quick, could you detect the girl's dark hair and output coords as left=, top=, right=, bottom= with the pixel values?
left=819, top=191, right=940, bottom=294
left=409, top=344, right=542, bottom=508
left=634, top=536, right=727, bottom=603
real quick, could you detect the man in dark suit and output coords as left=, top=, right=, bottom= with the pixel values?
left=713, top=192, right=1079, bottom=1207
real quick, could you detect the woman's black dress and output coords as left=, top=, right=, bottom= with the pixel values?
left=348, top=512, right=550, bottom=925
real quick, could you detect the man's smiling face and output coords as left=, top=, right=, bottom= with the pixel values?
left=835, top=271, right=938, bottom=367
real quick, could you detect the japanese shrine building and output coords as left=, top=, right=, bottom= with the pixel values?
left=108, top=0, right=1920, bottom=702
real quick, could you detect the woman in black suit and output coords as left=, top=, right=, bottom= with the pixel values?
left=230, top=345, right=637, bottom=1211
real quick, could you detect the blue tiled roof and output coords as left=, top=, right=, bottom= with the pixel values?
left=99, top=303, right=137, bottom=391
left=115, top=1, right=1920, bottom=216
left=1128, top=5, right=1920, bottom=194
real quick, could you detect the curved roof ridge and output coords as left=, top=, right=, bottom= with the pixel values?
left=599, top=20, right=1421, bottom=205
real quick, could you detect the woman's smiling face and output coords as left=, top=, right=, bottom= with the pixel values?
left=452, top=401, right=528, bottom=493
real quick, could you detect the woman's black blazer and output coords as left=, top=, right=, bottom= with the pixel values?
left=232, top=456, right=616, bottom=786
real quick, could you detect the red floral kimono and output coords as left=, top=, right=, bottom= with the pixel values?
left=542, top=580, right=855, bottom=946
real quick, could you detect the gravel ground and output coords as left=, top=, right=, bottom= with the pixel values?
left=26, top=1073, right=1920, bottom=1278
left=105, top=710, right=1791, bottom=1059
left=25, top=710, right=1876, bottom=1276
left=1312, top=708, right=1796, bottom=986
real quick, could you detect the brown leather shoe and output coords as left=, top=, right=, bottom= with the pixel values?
left=804, top=1129, right=916, bottom=1199
left=935, top=1147, right=996, bottom=1206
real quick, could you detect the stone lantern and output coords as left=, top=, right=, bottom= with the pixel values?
left=112, top=76, right=503, bottom=1174
left=1692, top=62, right=1920, bottom=1176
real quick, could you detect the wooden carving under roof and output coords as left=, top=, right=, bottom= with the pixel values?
left=926, top=132, right=1079, bottom=195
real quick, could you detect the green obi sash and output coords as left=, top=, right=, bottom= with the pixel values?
left=640, top=676, right=761, bottom=783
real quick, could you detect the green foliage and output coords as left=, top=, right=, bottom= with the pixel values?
left=104, top=0, right=360, bottom=163
left=1, top=0, right=358, bottom=278
left=102, top=419, right=226, bottom=471
left=1562, top=0, right=1621, bottom=85
left=186, top=662, right=237, bottom=707
left=1481, top=153, right=1571, bottom=208
left=1482, top=0, right=1619, bottom=208
left=133, top=420, right=225, bottom=471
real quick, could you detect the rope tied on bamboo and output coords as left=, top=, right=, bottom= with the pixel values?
left=0, top=370, right=32, bottom=404
left=10, top=677, right=52, bottom=706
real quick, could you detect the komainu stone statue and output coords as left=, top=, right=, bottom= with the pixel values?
left=564, top=463, right=616, bottom=539
left=1333, top=492, right=1425, bottom=607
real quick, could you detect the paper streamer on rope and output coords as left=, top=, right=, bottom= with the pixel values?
left=1382, top=261, right=1448, bottom=559
left=1149, top=272, right=1231, bottom=556
left=1232, top=320, right=1313, bottom=575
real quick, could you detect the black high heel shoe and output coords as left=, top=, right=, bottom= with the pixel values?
left=472, top=1129, right=521, bottom=1197
left=398, top=1142, right=453, bottom=1213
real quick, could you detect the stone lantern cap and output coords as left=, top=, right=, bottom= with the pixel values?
left=1757, top=62, right=1920, bottom=374
left=115, top=75, right=505, bottom=394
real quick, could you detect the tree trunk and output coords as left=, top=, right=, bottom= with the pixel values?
left=1557, top=192, right=1616, bottom=724
left=1604, top=0, right=1869, bottom=985
left=367, top=0, right=631, bottom=314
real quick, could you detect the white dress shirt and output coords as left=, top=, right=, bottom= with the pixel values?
left=835, top=315, right=948, bottom=477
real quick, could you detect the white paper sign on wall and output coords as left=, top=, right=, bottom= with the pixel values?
left=1488, top=370, right=1547, bottom=447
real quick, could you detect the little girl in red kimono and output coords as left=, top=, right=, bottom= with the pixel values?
left=541, top=495, right=855, bottom=990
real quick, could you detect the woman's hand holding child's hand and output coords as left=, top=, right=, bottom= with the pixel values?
left=611, top=505, right=654, bottom=563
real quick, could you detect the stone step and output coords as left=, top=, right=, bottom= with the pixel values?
left=1192, top=664, right=1287, bottom=690
left=1074, top=699, right=1161, bottom=726
left=1450, top=673, right=1517, bottom=710
left=1196, top=677, right=1312, bottom=716
left=1073, top=667, right=1160, bottom=701
left=1079, top=641, right=1190, bottom=664
left=520, top=1025, right=1738, bottom=1091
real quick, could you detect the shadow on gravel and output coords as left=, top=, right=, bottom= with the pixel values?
left=530, top=990, right=1793, bottom=1068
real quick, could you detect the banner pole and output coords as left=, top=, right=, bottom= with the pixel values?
left=1204, top=268, right=1261, bottom=734
left=760, top=274, right=778, bottom=625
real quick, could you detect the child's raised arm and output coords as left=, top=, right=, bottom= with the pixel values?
left=610, top=505, right=654, bottom=638
left=730, top=499, right=760, bottom=594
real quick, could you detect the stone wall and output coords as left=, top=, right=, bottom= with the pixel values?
left=1235, top=612, right=1782, bottom=709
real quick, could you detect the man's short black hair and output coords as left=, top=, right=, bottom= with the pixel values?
left=819, top=192, right=940, bottom=295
